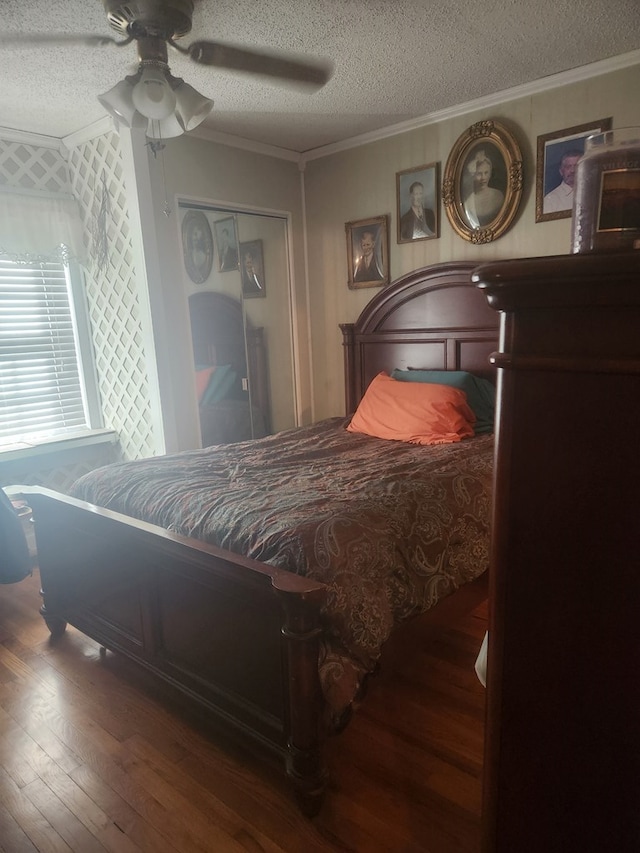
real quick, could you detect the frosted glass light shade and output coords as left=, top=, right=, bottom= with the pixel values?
left=98, top=79, right=137, bottom=125
left=174, top=81, right=214, bottom=131
left=132, top=66, right=177, bottom=120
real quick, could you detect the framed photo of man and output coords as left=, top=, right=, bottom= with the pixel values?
left=345, top=215, right=390, bottom=290
left=239, top=239, right=266, bottom=298
left=214, top=216, right=240, bottom=272
left=396, top=163, right=439, bottom=244
left=181, top=210, right=214, bottom=284
left=536, top=118, right=612, bottom=223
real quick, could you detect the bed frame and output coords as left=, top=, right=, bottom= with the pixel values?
left=25, top=261, right=499, bottom=815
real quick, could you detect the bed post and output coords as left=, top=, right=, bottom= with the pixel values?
left=275, top=582, right=328, bottom=816
left=340, top=322, right=356, bottom=415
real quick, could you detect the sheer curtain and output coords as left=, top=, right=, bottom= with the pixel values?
left=0, top=188, right=86, bottom=264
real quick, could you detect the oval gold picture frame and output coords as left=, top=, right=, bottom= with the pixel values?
left=182, top=209, right=214, bottom=284
left=443, top=120, right=523, bottom=243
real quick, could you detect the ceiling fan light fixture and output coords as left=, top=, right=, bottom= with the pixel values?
left=173, top=80, right=214, bottom=132
left=131, top=65, right=177, bottom=120
left=98, top=69, right=212, bottom=141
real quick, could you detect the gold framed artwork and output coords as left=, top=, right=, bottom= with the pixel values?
left=535, top=118, right=612, bottom=222
left=345, top=215, right=390, bottom=289
left=443, top=120, right=523, bottom=243
left=396, top=163, right=439, bottom=244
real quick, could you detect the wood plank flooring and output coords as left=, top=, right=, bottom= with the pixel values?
left=0, top=568, right=487, bottom=852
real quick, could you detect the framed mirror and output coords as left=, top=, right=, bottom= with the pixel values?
left=180, top=203, right=296, bottom=447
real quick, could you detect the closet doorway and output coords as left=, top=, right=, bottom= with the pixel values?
left=179, top=202, right=297, bottom=446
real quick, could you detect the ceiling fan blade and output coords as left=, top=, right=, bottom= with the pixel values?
left=0, top=33, right=126, bottom=48
left=186, top=41, right=332, bottom=91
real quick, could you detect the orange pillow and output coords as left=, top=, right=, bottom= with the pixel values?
left=195, top=366, right=216, bottom=402
left=347, top=372, right=476, bottom=445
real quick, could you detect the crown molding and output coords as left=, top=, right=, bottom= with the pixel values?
left=0, top=116, right=299, bottom=162
left=64, top=115, right=302, bottom=162
left=0, top=126, right=64, bottom=151
left=62, top=116, right=115, bottom=150
left=188, top=125, right=301, bottom=162
left=301, top=48, right=640, bottom=163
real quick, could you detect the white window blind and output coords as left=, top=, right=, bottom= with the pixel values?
left=0, top=258, right=89, bottom=444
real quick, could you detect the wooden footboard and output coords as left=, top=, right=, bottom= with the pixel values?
left=25, top=487, right=329, bottom=815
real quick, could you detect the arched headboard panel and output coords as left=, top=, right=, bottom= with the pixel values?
left=340, top=262, right=500, bottom=414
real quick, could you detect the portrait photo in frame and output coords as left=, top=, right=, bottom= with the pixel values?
left=181, top=210, right=214, bottom=284
left=345, top=215, right=390, bottom=289
left=535, top=118, right=612, bottom=222
left=239, top=239, right=266, bottom=298
left=396, top=163, right=439, bottom=244
left=214, top=216, right=240, bottom=272
left=443, top=120, right=523, bottom=243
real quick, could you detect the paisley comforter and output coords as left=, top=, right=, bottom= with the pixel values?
left=71, top=418, right=493, bottom=726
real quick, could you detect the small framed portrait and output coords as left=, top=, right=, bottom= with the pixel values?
left=535, top=118, right=612, bottom=222
left=396, top=163, right=439, bottom=244
left=345, top=215, right=390, bottom=290
left=214, top=216, right=240, bottom=272
left=182, top=210, right=214, bottom=284
left=239, top=239, right=266, bottom=298
left=443, top=120, right=523, bottom=243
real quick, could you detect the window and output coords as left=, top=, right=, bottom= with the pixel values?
left=0, top=257, right=100, bottom=447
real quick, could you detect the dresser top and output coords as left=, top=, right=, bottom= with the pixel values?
left=473, top=251, right=640, bottom=312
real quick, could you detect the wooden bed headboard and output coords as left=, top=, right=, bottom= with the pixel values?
left=340, top=261, right=500, bottom=414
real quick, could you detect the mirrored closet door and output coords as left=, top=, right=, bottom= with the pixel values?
left=179, top=202, right=296, bottom=447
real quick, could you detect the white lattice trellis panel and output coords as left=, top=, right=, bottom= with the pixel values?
left=67, top=132, right=157, bottom=461
left=0, top=140, right=71, bottom=193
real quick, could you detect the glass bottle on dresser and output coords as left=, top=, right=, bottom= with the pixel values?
left=571, top=127, right=640, bottom=253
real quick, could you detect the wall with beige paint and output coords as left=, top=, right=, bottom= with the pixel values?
left=303, top=63, right=640, bottom=420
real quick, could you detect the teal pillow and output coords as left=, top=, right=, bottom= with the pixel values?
left=200, top=364, right=237, bottom=405
left=390, top=369, right=496, bottom=434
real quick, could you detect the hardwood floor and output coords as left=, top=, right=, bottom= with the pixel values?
left=0, top=568, right=487, bottom=852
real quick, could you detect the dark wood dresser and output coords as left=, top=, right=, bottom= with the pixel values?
left=473, top=252, right=640, bottom=853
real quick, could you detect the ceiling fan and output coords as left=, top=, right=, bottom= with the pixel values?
left=4, top=0, right=333, bottom=140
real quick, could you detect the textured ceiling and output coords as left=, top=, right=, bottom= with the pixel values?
left=1, top=0, right=639, bottom=153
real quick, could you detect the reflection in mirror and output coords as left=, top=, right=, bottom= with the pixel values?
left=180, top=202, right=296, bottom=446
left=235, top=212, right=296, bottom=437
left=188, top=290, right=269, bottom=445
